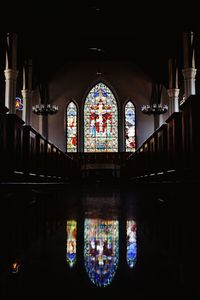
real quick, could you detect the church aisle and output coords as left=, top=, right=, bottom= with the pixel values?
left=0, top=181, right=199, bottom=299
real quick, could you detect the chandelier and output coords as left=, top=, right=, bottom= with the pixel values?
left=141, top=103, right=168, bottom=115
left=32, top=82, right=58, bottom=116
left=141, top=83, right=168, bottom=115
left=32, top=104, right=58, bottom=115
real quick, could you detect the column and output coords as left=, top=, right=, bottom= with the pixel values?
left=182, top=68, right=196, bottom=99
left=154, top=114, right=160, bottom=131
left=4, top=32, right=18, bottom=113
left=42, top=115, right=48, bottom=140
left=21, top=90, right=33, bottom=124
left=168, top=58, right=180, bottom=114
left=182, top=31, right=197, bottom=100
left=22, top=60, right=33, bottom=124
left=167, top=89, right=180, bottom=115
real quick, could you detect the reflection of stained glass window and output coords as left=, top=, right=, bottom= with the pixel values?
left=125, top=101, right=136, bottom=152
left=84, top=82, right=118, bottom=152
left=66, top=220, right=77, bottom=268
left=67, top=102, right=77, bottom=152
left=16, top=97, right=23, bottom=110
left=84, top=218, right=119, bottom=287
left=126, top=220, right=137, bottom=268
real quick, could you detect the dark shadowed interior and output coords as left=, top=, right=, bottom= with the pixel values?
left=1, top=3, right=200, bottom=299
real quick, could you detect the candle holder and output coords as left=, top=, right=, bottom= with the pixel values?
left=141, top=83, right=168, bottom=115
left=141, top=103, right=168, bottom=115
left=32, top=104, right=58, bottom=115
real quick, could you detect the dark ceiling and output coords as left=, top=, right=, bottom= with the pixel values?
left=1, top=2, right=200, bottom=88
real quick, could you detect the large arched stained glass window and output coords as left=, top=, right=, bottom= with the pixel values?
left=125, top=101, right=136, bottom=152
left=66, top=102, right=78, bottom=152
left=126, top=220, right=137, bottom=268
left=84, top=82, right=118, bottom=152
left=84, top=218, right=119, bottom=287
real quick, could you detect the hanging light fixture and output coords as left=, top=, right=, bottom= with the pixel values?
left=32, top=103, right=58, bottom=115
left=141, top=103, right=168, bottom=115
left=32, top=82, right=58, bottom=115
left=141, top=83, right=168, bottom=115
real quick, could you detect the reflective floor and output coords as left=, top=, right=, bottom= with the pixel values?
left=0, top=180, right=199, bottom=299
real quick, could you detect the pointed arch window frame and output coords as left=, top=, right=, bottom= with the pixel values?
left=83, top=81, right=119, bottom=153
left=66, top=100, right=78, bottom=153
left=124, top=100, right=136, bottom=152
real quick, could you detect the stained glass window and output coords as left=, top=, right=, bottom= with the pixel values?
left=84, top=218, right=119, bottom=287
left=125, top=101, right=136, bottom=152
left=84, top=82, right=118, bottom=152
left=16, top=97, right=23, bottom=110
left=67, top=102, right=77, bottom=152
left=66, top=220, right=77, bottom=268
left=126, top=220, right=137, bottom=268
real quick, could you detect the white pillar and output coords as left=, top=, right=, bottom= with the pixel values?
left=182, top=31, right=197, bottom=99
left=21, top=60, right=33, bottom=124
left=21, top=90, right=33, bottom=124
left=6, top=32, right=17, bottom=70
left=4, top=32, right=18, bottom=113
left=183, top=32, right=195, bottom=69
left=182, top=68, right=197, bottom=99
left=4, top=69, right=18, bottom=113
left=168, top=58, right=179, bottom=90
left=154, top=114, right=160, bottom=131
left=42, top=115, right=48, bottom=140
left=38, top=115, right=43, bottom=135
left=167, top=88, right=180, bottom=115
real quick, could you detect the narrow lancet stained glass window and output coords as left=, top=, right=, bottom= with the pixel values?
left=126, top=220, right=137, bottom=268
left=125, top=101, right=136, bottom=152
left=84, top=82, right=118, bottom=152
left=84, top=218, right=119, bottom=287
left=66, top=220, right=77, bottom=268
left=67, top=102, right=77, bottom=152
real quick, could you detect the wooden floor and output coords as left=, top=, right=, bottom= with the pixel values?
left=1, top=181, right=199, bottom=299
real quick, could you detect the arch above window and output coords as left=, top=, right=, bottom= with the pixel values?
left=66, top=101, right=78, bottom=152
left=84, top=82, right=118, bottom=152
left=125, top=101, right=136, bottom=152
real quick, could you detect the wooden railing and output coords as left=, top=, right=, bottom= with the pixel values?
left=0, top=105, right=80, bottom=182
left=1, top=94, right=200, bottom=182
left=121, top=95, right=200, bottom=181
